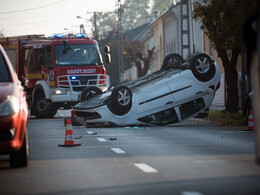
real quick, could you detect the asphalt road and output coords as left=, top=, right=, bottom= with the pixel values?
left=0, top=116, right=260, bottom=195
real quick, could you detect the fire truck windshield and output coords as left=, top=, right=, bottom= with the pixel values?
left=54, top=44, right=102, bottom=66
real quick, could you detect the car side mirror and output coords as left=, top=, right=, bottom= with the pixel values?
left=104, top=45, right=110, bottom=53
left=105, top=53, right=111, bottom=64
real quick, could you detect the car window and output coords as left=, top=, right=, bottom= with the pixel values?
left=138, top=107, right=179, bottom=125
left=24, top=48, right=34, bottom=70
left=179, top=98, right=205, bottom=119
left=0, top=52, right=11, bottom=82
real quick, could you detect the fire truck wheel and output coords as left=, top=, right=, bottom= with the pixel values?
left=33, top=94, right=58, bottom=118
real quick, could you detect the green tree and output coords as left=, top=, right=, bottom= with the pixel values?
left=123, top=39, right=155, bottom=78
left=90, top=11, right=118, bottom=42
left=152, top=0, right=172, bottom=14
left=122, top=0, right=151, bottom=31
left=193, top=0, right=257, bottom=113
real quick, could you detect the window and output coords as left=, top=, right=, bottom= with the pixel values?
left=35, top=46, right=52, bottom=70
left=54, top=44, right=102, bottom=66
left=0, top=53, right=11, bottom=82
left=179, top=98, right=205, bottom=119
left=138, top=107, right=179, bottom=125
left=24, top=48, right=34, bottom=70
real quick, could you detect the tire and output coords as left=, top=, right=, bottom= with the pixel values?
left=10, top=129, right=28, bottom=168
left=81, top=87, right=102, bottom=101
left=111, top=86, right=132, bottom=110
left=161, top=53, right=185, bottom=70
left=190, top=53, right=216, bottom=82
left=33, top=94, right=57, bottom=118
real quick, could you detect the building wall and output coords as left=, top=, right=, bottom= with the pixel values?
left=150, top=0, right=204, bottom=70
left=164, top=16, right=178, bottom=56
left=150, top=17, right=164, bottom=71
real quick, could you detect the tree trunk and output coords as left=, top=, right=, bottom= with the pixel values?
left=225, top=65, right=239, bottom=112
left=135, top=60, right=143, bottom=78
left=218, top=48, right=240, bottom=113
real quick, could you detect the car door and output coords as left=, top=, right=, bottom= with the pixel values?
left=135, top=79, right=174, bottom=118
left=167, top=73, right=206, bottom=121
left=166, top=71, right=204, bottom=104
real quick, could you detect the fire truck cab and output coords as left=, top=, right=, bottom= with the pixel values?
left=0, top=34, right=111, bottom=118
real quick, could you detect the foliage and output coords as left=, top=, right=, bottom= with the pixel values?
left=192, top=0, right=258, bottom=113
left=207, top=110, right=246, bottom=127
left=95, top=0, right=162, bottom=84
left=123, top=39, right=155, bottom=78
left=122, top=0, right=152, bottom=31
left=96, top=12, right=118, bottom=41
left=152, top=0, right=172, bottom=14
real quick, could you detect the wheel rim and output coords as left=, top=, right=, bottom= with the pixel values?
left=37, top=99, right=48, bottom=112
left=118, top=88, right=131, bottom=106
left=195, top=57, right=210, bottom=73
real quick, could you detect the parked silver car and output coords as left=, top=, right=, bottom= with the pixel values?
left=73, top=53, right=221, bottom=127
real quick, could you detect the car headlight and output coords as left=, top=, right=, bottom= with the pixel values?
left=0, top=95, right=20, bottom=116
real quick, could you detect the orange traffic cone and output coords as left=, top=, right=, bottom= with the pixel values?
left=59, top=119, right=81, bottom=147
left=71, top=110, right=75, bottom=118
left=247, top=110, right=254, bottom=131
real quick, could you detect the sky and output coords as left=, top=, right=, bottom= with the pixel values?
left=0, top=0, right=118, bottom=37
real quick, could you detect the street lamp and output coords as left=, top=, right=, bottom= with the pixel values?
left=77, top=14, right=100, bottom=41
left=76, top=16, right=86, bottom=34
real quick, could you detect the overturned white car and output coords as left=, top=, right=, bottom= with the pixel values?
left=73, top=53, right=221, bottom=127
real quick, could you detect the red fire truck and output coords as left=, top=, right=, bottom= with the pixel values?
left=0, top=33, right=111, bottom=118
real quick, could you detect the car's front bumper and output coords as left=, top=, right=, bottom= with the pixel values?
left=0, top=111, right=27, bottom=154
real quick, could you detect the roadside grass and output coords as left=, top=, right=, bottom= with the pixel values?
left=206, top=110, right=246, bottom=127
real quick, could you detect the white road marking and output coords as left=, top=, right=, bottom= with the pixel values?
left=134, top=163, right=158, bottom=173
left=96, top=138, right=107, bottom=142
left=221, top=131, right=252, bottom=134
left=111, top=148, right=126, bottom=154
left=181, top=191, right=204, bottom=195
left=195, top=160, right=225, bottom=163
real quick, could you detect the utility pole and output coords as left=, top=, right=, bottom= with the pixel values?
left=93, top=12, right=100, bottom=41
left=117, top=0, right=124, bottom=83
left=79, top=24, right=85, bottom=34
left=84, top=12, right=102, bottom=41
left=180, top=0, right=191, bottom=58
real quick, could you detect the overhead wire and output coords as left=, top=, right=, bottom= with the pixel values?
left=0, top=0, right=68, bottom=15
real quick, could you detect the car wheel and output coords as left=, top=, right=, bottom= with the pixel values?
left=10, top=129, right=29, bottom=168
left=111, top=86, right=132, bottom=111
left=161, top=53, right=185, bottom=70
left=81, top=87, right=102, bottom=101
left=33, top=94, right=57, bottom=118
left=190, top=53, right=216, bottom=82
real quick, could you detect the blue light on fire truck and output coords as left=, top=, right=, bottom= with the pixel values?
left=71, top=76, right=77, bottom=80
left=53, top=34, right=63, bottom=38
left=76, top=33, right=87, bottom=38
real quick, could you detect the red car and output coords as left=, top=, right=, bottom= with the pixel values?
left=0, top=44, right=29, bottom=167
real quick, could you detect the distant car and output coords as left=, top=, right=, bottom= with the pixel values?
left=73, top=53, right=221, bottom=127
left=0, top=45, right=29, bottom=167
